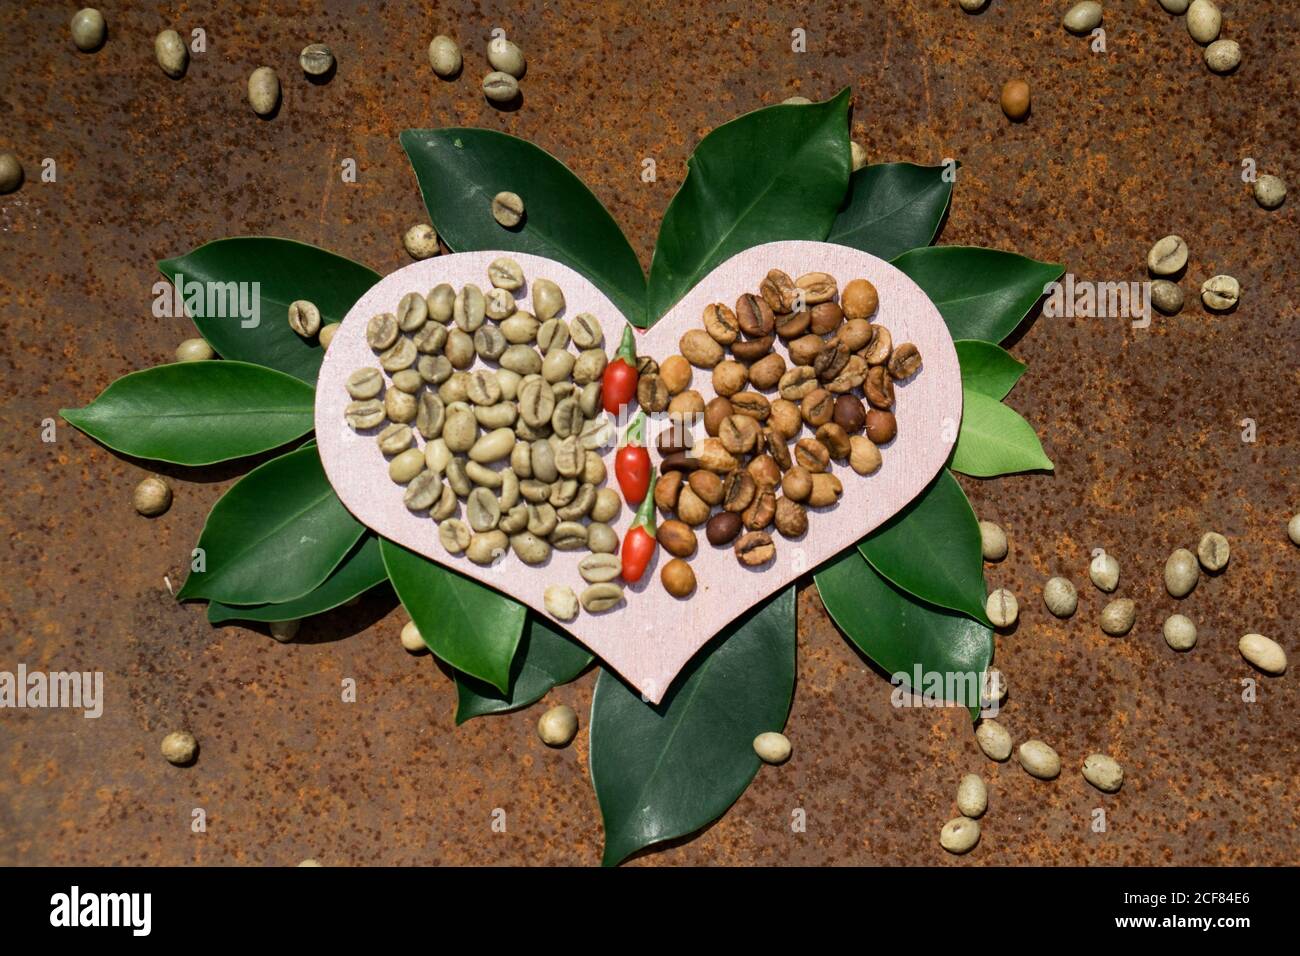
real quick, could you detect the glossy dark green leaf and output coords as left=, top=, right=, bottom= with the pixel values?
left=158, top=237, right=380, bottom=383
left=646, top=90, right=852, bottom=322
left=206, top=534, right=387, bottom=623
left=955, top=339, right=1026, bottom=400
left=952, top=388, right=1054, bottom=477
left=379, top=538, right=525, bottom=693
left=590, top=587, right=796, bottom=866
left=60, top=361, right=315, bottom=466
left=400, top=128, right=646, bottom=325
left=891, top=246, right=1064, bottom=343
left=177, top=445, right=365, bottom=605
left=815, top=549, right=993, bottom=719
left=826, top=162, right=953, bottom=259
left=858, top=469, right=990, bottom=625
left=454, top=614, right=593, bottom=723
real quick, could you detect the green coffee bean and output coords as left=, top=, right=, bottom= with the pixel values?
left=464, top=370, right=500, bottom=406
left=445, top=329, right=476, bottom=369
left=482, top=71, right=519, bottom=102
left=367, top=313, right=399, bottom=350
left=445, top=457, right=472, bottom=497
left=417, top=354, right=452, bottom=385
left=1287, top=513, right=1300, bottom=545
left=413, top=322, right=448, bottom=355
left=379, top=338, right=417, bottom=373
left=501, top=314, right=540, bottom=344
left=510, top=442, right=532, bottom=479
left=1186, top=0, right=1221, bottom=44
left=439, top=519, right=471, bottom=554
left=532, top=279, right=565, bottom=320
left=542, top=348, right=576, bottom=385
left=404, top=471, right=441, bottom=511
left=527, top=502, right=558, bottom=537
left=986, top=588, right=1018, bottom=627
left=520, top=479, right=550, bottom=503
left=1201, top=274, right=1240, bottom=311
left=404, top=224, right=439, bottom=260
left=580, top=582, right=624, bottom=612
left=300, top=43, right=335, bottom=76
left=591, top=487, right=621, bottom=524
left=570, top=313, right=603, bottom=349
left=1017, top=740, right=1061, bottom=780
left=956, top=774, right=987, bottom=817
left=133, top=476, right=173, bottom=516
left=501, top=344, right=542, bottom=375
left=549, top=478, right=579, bottom=509
left=0, top=153, right=23, bottom=194
left=467, top=487, right=502, bottom=531
left=509, top=532, right=550, bottom=565
left=428, top=35, right=462, bottom=77
left=1239, top=633, right=1287, bottom=675
left=175, top=338, right=214, bottom=362
left=467, top=530, right=508, bottom=565
left=486, top=37, right=526, bottom=77
left=1196, top=531, right=1229, bottom=571
left=573, top=349, right=607, bottom=386
left=426, top=283, right=455, bottom=322
left=288, top=300, right=321, bottom=338
left=554, top=436, right=584, bottom=477
left=345, top=399, right=385, bottom=430
left=500, top=502, right=528, bottom=534
left=583, top=451, right=606, bottom=486
left=552, top=521, right=588, bottom=550
left=1100, top=598, right=1136, bottom=635
left=397, top=291, right=428, bottom=332
left=1253, top=175, right=1286, bottom=210
left=551, top=398, right=583, bottom=438
left=578, top=417, right=613, bottom=451
left=940, top=817, right=980, bottom=855
left=384, top=389, right=417, bottom=424
left=391, top=369, right=422, bottom=394
left=431, top=483, right=458, bottom=520
left=1164, top=548, right=1199, bottom=597
left=1147, top=235, right=1188, bottom=276
left=1204, top=39, right=1241, bottom=74
left=1042, top=577, right=1078, bottom=618
left=497, top=469, right=520, bottom=510
left=248, top=67, right=281, bottom=116
left=1090, top=551, right=1120, bottom=591
left=975, top=720, right=1012, bottom=762
left=1150, top=279, right=1184, bottom=315
left=488, top=257, right=525, bottom=291
left=557, top=483, right=596, bottom=521
left=155, top=29, right=189, bottom=79
left=442, top=406, right=478, bottom=453
left=475, top=401, right=517, bottom=429
left=485, top=287, right=516, bottom=320
left=439, top=373, right=470, bottom=404
left=70, top=8, right=107, bottom=52
left=347, top=367, right=384, bottom=399
left=544, top=585, right=579, bottom=621
left=492, top=191, right=525, bottom=228
left=578, top=552, right=622, bottom=584
left=377, top=423, right=413, bottom=455
left=1163, top=614, right=1197, bottom=651
left=388, top=448, right=425, bottom=484
left=465, top=461, right=500, bottom=488
left=978, top=521, right=1008, bottom=561
left=496, top=369, right=522, bottom=402
left=578, top=382, right=603, bottom=419
left=454, top=284, right=486, bottom=332
left=474, top=324, right=507, bottom=361
left=518, top=378, right=556, bottom=427
left=515, top=417, right=550, bottom=442
left=416, top=393, right=445, bottom=439
left=1081, top=754, right=1124, bottom=793
left=424, top=438, right=451, bottom=475
left=470, top=427, right=515, bottom=463
left=753, top=732, right=791, bottom=764
left=587, top=522, right=618, bottom=554
left=537, top=318, right=570, bottom=352
left=1063, top=2, right=1102, bottom=34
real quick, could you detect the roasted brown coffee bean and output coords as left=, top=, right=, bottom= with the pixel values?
left=730, top=392, right=771, bottom=421
left=764, top=428, right=792, bottom=470
left=731, top=334, right=775, bottom=363
left=748, top=353, right=786, bottom=391
left=747, top=454, right=781, bottom=490
left=637, top=356, right=659, bottom=378
left=826, top=354, right=868, bottom=393
left=789, top=334, right=824, bottom=366
left=720, top=414, right=760, bottom=454
left=795, top=438, right=831, bottom=472
left=660, top=354, right=692, bottom=394
left=801, top=388, right=833, bottom=427
left=367, top=312, right=399, bottom=350
left=668, top=389, right=705, bottom=416
left=782, top=466, right=812, bottom=502
left=809, top=302, right=843, bottom=336
left=817, top=423, right=851, bottom=460
left=837, top=318, right=873, bottom=352
left=775, top=309, right=811, bottom=339
left=769, top=399, right=802, bottom=439
left=841, top=278, right=878, bottom=320
left=760, top=269, right=799, bottom=313
left=743, top=488, right=776, bottom=530
left=660, top=450, right=700, bottom=475
left=676, top=485, right=711, bottom=526
left=736, top=293, right=775, bottom=337
left=656, top=417, right=694, bottom=456
left=849, top=435, right=882, bottom=475
left=774, top=496, right=808, bottom=538
left=688, top=470, right=724, bottom=506
left=735, top=531, right=776, bottom=567
left=707, top=510, right=743, bottom=546
left=815, top=341, right=850, bottom=382
left=866, top=409, right=897, bottom=444
left=865, top=365, right=895, bottom=409
left=702, top=303, right=739, bottom=345
left=808, top=472, right=843, bottom=507
left=704, top=396, right=733, bottom=436
left=833, top=394, right=867, bottom=433
left=681, top=329, right=724, bottom=367
left=888, top=342, right=922, bottom=380
left=712, top=360, right=749, bottom=397
left=655, top=469, right=684, bottom=511
left=637, top=373, right=670, bottom=412
left=657, top=519, right=698, bottom=558
left=862, top=325, right=892, bottom=365
left=723, top=470, right=757, bottom=513
left=695, top=437, right=739, bottom=473
left=778, top=366, right=818, bottom=401
left=795, top=272, right=837, bottom=304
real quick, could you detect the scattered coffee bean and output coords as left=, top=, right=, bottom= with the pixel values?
left=1253, top=174, right=1287, bottom=210
left=161, top=731, right=198, bottom=765
left=1186, top=0, right=1221, bottom=44
left=940, top=817, right=980, bottom=854
left=707, top=511, right=743, bottom=546
left=155, top=29, right=189, bottom=79
left=1163, top=614, right=1198, bottom=651
left=808, top=472, right=842, bottom=507
left=345, top=399, right=385, bottom=430
left=1000, top=79, right=1031, bottom=121
left=975, top=720, right=1013, bottom=762
left=439, top=519, right=471, bottom=555
left=269, top=619, right=300, bottom=642
left=377, top=423, right=414, bottom=455
left=288, top=299, right=321, bottom=338
left=70, top=8, right=107, bottom=51
left=1100, top=598, right=1136, bottom=636
left=956, top=773, right=987, bottom=818
left=865, top=409, right=897, bottom=444
left=510, top=531, right=550, bottom=565
left=175, top=338, right=214, bottom=362
left=1158, top=0, right=1190, bottom=12
left=248, top=67, right=281, bottom=116
left=404, top=224, right=439, bottom=260
left=428, top=35, right=462, bottom=77
left=1204, top=39, right=1241, bottom=73
left=1063, top=2, right=1102, bottom=34
left=1196, top=531, right=1230, bottom=572
left=487, top=37, right=526, bottom=77
left=492, top=191, right=524, bottom=228
left=1147, top=235, right=1188, bottom=276
left=319, top=324, right=340, bottom=349
left=959, top=0, right=988, bottom=10
left=538, top=705, right=578, bottom=747
left=1090, top=551, right=1120, bottom=591
left=978, top=521, right=1008, bottom=561
left=888, top=343, right=922, bottom=380
left=1018, top=740, right=1061, bottom=780
left=662, top=558, right=697, bottom=598
left=735, top=530, right=775, bottom=567
left=133, top=476, right=172, bottom=516
left=753, top=731, right=792, bottom=765
left=986, top=588, right=1019, bottom=628
left=544, top=584, right=579, bottom=621
left=300, top=43, right=335, bottom=77
left=1201, top=274, right=1240, bottom=311
left=1164, top=547, right=1199, bottom=597
left=467, top=530, right=508, bottom=565
left=1288, top=513, right=1300, bottom=545
left=657, top=519, right=698, bottom=558
left=388, top=447, right=426, bottom=484
left=532, top=279, right=565, bottom=321
left=400, top=620, right=427, bottom=653
left=1082, top=754, right=1124, bottom=793
left=1043, top=577, right=1078, bottom=618
left=483, top=71, right=519, bottom=103
left=1238, top=633, right=1287, bottom=675
left=1150, top=279, right=1184, bottom=315
left=681, top=329, right=725, bottom=368
left=0, top=153, right=24, bottom=193
left=581, top=582, right=624, bottom=613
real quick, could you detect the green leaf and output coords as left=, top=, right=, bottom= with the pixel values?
left=379, top=538, right=525, bottom=693
left=891, top=246, right=1064, bottom=343
left=858, top=469, right=990, bottom=625
left=206, top=534, right=388, bottom=623
left=177, top=445, right=365, bottom=604
left=158, top=237, right=380, bottom=383
left=952, top=388, right=1054, bottom=478
left=60, top=361, right=315, bottom=466
left=646, top=90, right=852, bottom=322
left=590, top=586, right=796, bottom=866
left=400, top=128, right=646, bottom=326
left=454, top=614, right=593, bottom=723
left=955, top=340, right=1026, bottom=400
left=815, top=549, right=993, bottom=719
left=826, top=162, right=953, bottom=259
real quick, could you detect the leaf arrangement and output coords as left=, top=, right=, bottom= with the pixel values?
left=62, top=89, right=1060, bottom=865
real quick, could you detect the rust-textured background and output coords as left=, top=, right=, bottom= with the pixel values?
left=1, top=0, right=1297, bottom=866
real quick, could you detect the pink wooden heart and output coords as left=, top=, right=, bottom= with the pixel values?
left=315, top=241, right=961, bottom=702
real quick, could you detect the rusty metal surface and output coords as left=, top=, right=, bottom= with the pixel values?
left=1, top=0, right=1297, bottom=866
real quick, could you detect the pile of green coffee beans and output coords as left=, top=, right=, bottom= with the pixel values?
left=344, top=259, right=624, bottom=620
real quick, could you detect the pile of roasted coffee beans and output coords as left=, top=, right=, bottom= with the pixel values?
left=648, top=269, right=921, bottom=573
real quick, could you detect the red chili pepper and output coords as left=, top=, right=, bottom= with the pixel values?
left=602, top=323, right=639, bottom=415
left=615, top=411, right=652, bottom=506
left=620, top=470, right=659, bottom=583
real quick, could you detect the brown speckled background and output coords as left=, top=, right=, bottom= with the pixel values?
left=1, top=0, right=1296, bottom=866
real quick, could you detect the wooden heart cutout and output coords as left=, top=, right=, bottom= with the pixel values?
left=315, top=241, right=961, bottom=702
